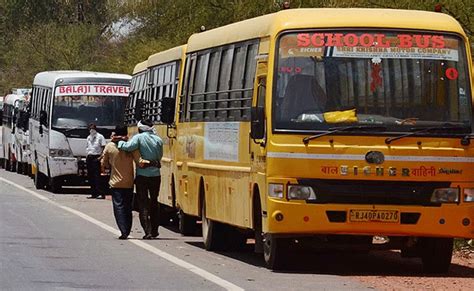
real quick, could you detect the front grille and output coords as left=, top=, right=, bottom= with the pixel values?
left=300, top=179, right=450, bottom=206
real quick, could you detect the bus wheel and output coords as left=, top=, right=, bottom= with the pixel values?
left=34, top=170, right=47, bottom=190
left=49, top=177, right=62, bottom=193
left=5, top=158, right=11, bottom=171
left=253, top=194, right=264, bottom=254
left=178, top=209, right=196, bottom=236
left=421, top=237, right=453, bottom=274
left=16, top=162, right=23, bottom=174
left=201, top=201, right=225, bottom=251
left=263, top=234, right=289, bottom=270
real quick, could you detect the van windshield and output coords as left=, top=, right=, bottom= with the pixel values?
left=52, top=95, right=126, bottom=128
left=273, top=30, right=472, bottom=132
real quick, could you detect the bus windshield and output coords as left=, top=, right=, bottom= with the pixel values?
left=52, top=95, right=126, bottom=128
left=274, top=30, right=472, bottom=132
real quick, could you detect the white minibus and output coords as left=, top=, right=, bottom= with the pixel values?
left=29, top=71, right=131, bottom=192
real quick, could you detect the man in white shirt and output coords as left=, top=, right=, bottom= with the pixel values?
left=86, top=123, right=106, bottom=199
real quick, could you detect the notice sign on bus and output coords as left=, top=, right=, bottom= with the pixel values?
left=55, top=85, right=130, bottom=97
left=280, top=32, right=459, bottom=62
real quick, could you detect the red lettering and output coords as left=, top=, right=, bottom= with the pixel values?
left=297, top=33, right=311, bottom=47
left=398, top=34, right=413, bottom=48
left=59, top=86, right=66, bottom=93
left=375, top=34, right=390, bottom=48
left=359, top=34, right=374, bottom=47
left=431, top=35, right=445, bottom=48
left=414, top=35, right=431, bottom=48
left=311, top=33, right=325, bottom=47
left=343, top=34, right=358, bottom=47
left=325, top=33, right=344, bottom=47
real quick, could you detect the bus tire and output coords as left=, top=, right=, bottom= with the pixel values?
left=5, top=158, right=11, bottom=171
left=253, top=192, right=264, bottom=254
left=201, top=200, right=225, bottom=251
left=34, top=170, right=47, bottom=190
left=263, top=234, right=289, bottom=270
left=16, top=162, right=23, bottom=174
left=49, top=177, right=62, bottom=193
left=421, top=237, right=453, bottom=274
left=178, top=209, right=196, bottom=236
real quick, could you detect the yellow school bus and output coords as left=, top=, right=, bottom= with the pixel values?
left=125, top=45, right=186, bottom=219
left=159, top=8, right=474, bottom=273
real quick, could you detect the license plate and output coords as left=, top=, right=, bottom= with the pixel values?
left=349, top=209, right=399, bottom=223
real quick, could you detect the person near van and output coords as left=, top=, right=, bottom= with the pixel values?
left=116, top=119, right=163, bottom=240
left=86, top=123, right=106, bottom=199
left=101, top=126, right=135, bottom=239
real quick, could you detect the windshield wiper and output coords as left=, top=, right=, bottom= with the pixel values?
left=303, top=125, right=387, bottom=145
left=53, top=126, right=87, bottom=133
left=385, top=124, right=469, bottom=145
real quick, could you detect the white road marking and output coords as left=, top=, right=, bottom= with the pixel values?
left=0, top=177, right=244, bottom=291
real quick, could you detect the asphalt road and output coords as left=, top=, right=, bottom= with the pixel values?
left=0, top=169, right=372, bottom=290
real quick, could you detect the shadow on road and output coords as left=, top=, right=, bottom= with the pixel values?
left=184, top=240, right=473, bottom=278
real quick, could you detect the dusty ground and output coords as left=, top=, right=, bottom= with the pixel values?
left=353, top=249, right=473, bottom=290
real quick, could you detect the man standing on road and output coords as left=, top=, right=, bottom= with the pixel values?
left=101, top=126, right=135, bottom=239
left=117, top=119, right=163, bottom=240
left=86, top=123, right=106, bottom=199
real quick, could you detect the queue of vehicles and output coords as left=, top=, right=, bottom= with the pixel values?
left=1, top=8, right=473, bottom=274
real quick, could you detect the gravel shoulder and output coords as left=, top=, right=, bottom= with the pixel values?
left=353, top=250, right=473, bottom=290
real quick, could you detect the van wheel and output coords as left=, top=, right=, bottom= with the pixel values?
left=421, top=238, right=453, bottom=274
left=263, top=234, right=289, bottom=270
left=201, top=201, right=225, bottom=251
left=34, top=170, right=47, bottom=190
left=178, top=209, right=196, bottom=236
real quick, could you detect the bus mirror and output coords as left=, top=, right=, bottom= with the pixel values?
left=161, top=97, right=175, bottom=125
left=134, top=99, right=144, bottom=121
left=39, top=110, right=47, bottom=126
left=250, top=106, right=265, bottom=140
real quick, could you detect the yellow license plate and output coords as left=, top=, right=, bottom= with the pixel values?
left=349, top=209, right=399, bottom=223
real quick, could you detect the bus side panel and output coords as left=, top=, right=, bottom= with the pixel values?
left=176, top=121, right=252, bottom=228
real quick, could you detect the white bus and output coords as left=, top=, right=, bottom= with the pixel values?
left=1, top=93, right=28, bottom=172
left=29, top=71, right=131, bottom=192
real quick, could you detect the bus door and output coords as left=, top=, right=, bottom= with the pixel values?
left=250, top=58, right=269, bottom=234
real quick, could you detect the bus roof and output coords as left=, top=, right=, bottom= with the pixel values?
left=3, top=94, right=26, bottom=106
left=33, top=70, right=131, bottom=88
left=186, top=8, right=465, bottom=53
left=147, top=45, right=186, bottom=68
left=133, top=61, right=148, bottom=75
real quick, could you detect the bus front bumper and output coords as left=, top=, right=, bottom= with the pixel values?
left=265, top=199, right=474, bottom=239
left=48, top=157, right=79, bottom=178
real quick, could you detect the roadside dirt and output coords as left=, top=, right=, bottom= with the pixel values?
left=353, top=250, right=473, bottom=290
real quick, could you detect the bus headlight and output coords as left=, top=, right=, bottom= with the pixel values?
left=431, top=188, right=459, bottom=203
left=50, top=149, right=72, bottom=157
left=288, top=185, right=316, bottom=201
left=268, top=183, right=284, bottom=199
left=463, top=188, right=474, bottom=202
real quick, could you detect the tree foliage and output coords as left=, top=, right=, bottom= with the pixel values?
left=0, top=0, right=472, bottom=93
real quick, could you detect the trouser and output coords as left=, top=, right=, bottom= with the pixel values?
left=86, top=155, right=102, bottom=196
left=111, top=188, right=133, bottom=237
left=135, top=175, right=161, bottom=236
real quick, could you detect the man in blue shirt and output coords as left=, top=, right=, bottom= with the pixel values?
left=117, top=119, right=163, bottom=239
